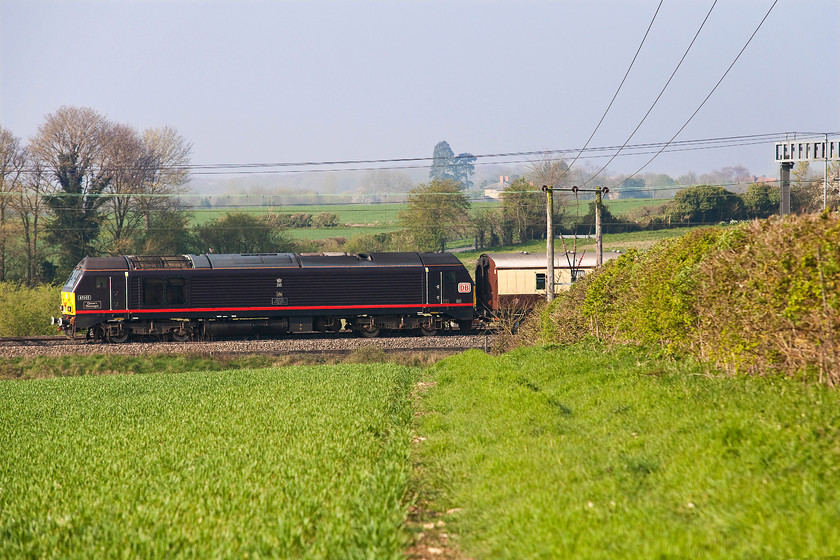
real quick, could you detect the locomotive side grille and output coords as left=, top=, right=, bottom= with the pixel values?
left=130, top=278, right=142, bottom=308
left=127, top=255, right=193, bottom=270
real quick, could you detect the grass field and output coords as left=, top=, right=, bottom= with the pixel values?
left=3, top=343, right=839, bottom=558
left=0, top=364, right=418, bottom=559
left=415, top=345, right=840, bottom=559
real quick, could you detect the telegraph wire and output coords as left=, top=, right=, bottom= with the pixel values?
left=608, top=0, right=782, bottom=190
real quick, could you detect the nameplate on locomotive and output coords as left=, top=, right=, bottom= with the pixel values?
left=83, top=301, right=102, bottom=310
left=272, top=297, right=288, bottom=305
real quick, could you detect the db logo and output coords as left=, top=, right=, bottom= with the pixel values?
left=457, top=282, right=472, bottom=293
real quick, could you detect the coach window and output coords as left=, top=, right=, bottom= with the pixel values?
left=536, top=273, right=546, bottom=290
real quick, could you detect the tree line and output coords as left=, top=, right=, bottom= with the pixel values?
left=0, top=106, right=192, bottom=283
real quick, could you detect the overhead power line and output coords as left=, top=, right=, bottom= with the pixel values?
left=565, top=0, right=664, bottom=174
left=609, top=0, right=782, bottom=189
left=584, top=0, right=720, bottom=186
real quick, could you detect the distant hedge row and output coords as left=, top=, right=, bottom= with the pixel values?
left=543, top=213, right=840, bottom=385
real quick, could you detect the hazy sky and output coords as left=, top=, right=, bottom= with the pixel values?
left=1, top=0, right=838, bottom=183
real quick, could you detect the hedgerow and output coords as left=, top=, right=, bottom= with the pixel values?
left=0, top=283, right=61, bottom=336
left=542, top=213, right=840, bottom=385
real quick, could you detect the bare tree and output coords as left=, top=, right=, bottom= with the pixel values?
left=139, top=126, right=192, bottom=231
left=29, top=106, right=113, bottom=276
left=355, top=169, right=412, bottom=203
left=101, top=123, right=150, bottom=253
left=11, top=154, right=50, bottom=285
left=0, top=126, right=25, bottom=281
left=527, top=153, right=572, bottom=215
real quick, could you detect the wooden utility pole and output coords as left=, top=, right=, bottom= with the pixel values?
left=595, top=187, right=603, bottom=267
left=542, top=185, right=554, bottom=302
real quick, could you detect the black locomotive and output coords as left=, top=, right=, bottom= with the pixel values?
left=53, top=252, right=475, bottom=342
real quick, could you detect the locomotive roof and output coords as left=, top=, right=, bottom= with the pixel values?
left=74, top=252, right=465, bottom=271
left=479, top=251, right=622, bottom=269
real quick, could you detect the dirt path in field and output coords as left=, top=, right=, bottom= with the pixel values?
left=407, top=381, right=471, bottom=560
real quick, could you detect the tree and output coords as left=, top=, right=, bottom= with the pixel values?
left=500, top=178, right=546, bottom=243
left=429, top=141, right=456, bottom=182
left=452, top=153, right=477, bottom=189
left=741, top=183, right=779, bottom=219
left=617, top=176, right=651, bottom=199
left=192, top=212, right=297, bottom=254
left=29, top=106, right=113, bottom=276
left=139, top=126, right=192, bottom=231
left=0, top=126, right=24, bottom=281
left=139, top=209, right=193, bottom=255
left=669, top=185, right=742, bottom=224
left=398, top=179, right=470, bottom=252
left=355, top=169, right=412, bottom=203
left=11, top=153, right=50, bottom=285
left=429, top=141, right=477, bottom=190
left=527, top=153, right=571, bottom=214
left=101, top=123, right=150, bottom=253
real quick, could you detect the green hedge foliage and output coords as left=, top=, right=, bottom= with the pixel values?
left=0, top=283, right=62, bottom=336
left=544, top=213, right=840, bottom=385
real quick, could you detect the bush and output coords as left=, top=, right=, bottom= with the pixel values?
left=0, top=283, right=61, bottom=336
left=312, top=212, right=340, bottom=228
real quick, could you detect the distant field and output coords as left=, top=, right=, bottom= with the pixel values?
left=456, top=226, right=698, bottom=272
left=0, top=364, right=417, bottom=558
left=186, top=197, right=668, bottom=244
left=189, top=202, right=408, bottom=227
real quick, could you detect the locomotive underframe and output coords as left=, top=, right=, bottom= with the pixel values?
left=75, top=312, right=467, bottom=342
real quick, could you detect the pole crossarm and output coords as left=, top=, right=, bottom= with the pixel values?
left=540, top=185, right=610, bottom=194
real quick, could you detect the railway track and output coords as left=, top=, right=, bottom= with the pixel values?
left=0, top=332, right=496, bottom=358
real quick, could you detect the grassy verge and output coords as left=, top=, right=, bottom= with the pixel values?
left=0, top=364, right=418, bottom=558
left=0, top=347, right=455, bottom=381
left=414, top=345, right=840, bottom=559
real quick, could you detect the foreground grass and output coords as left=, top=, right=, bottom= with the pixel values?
left=0, top=364, right=417, bottom=558
left=416, top=345, right=840, bottom=559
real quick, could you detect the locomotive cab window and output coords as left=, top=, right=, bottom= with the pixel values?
left=63, top=269, right=83, bottom=291
left=95, top=277, right=108, bottom=289
left=142, top=277, right=188, bottom=307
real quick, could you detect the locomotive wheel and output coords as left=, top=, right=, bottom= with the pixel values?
left=357, top=324, right=381, bottom=338
left=89, top=325, right=106, bottom=342
left=108, top=327, right=130, bottom=344
left=457, top=320, right=473, bottom=334
left=170, top=326, right=191, bottom=342
left=419, top=325, right=437, bottom=336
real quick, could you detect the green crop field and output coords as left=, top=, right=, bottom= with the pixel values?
left=0, top=364, right=417, bottom=559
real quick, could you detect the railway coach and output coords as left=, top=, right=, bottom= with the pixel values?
left=474, top=251, right=621, bottom=315
left=53, top=252, right=475, bottom=342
